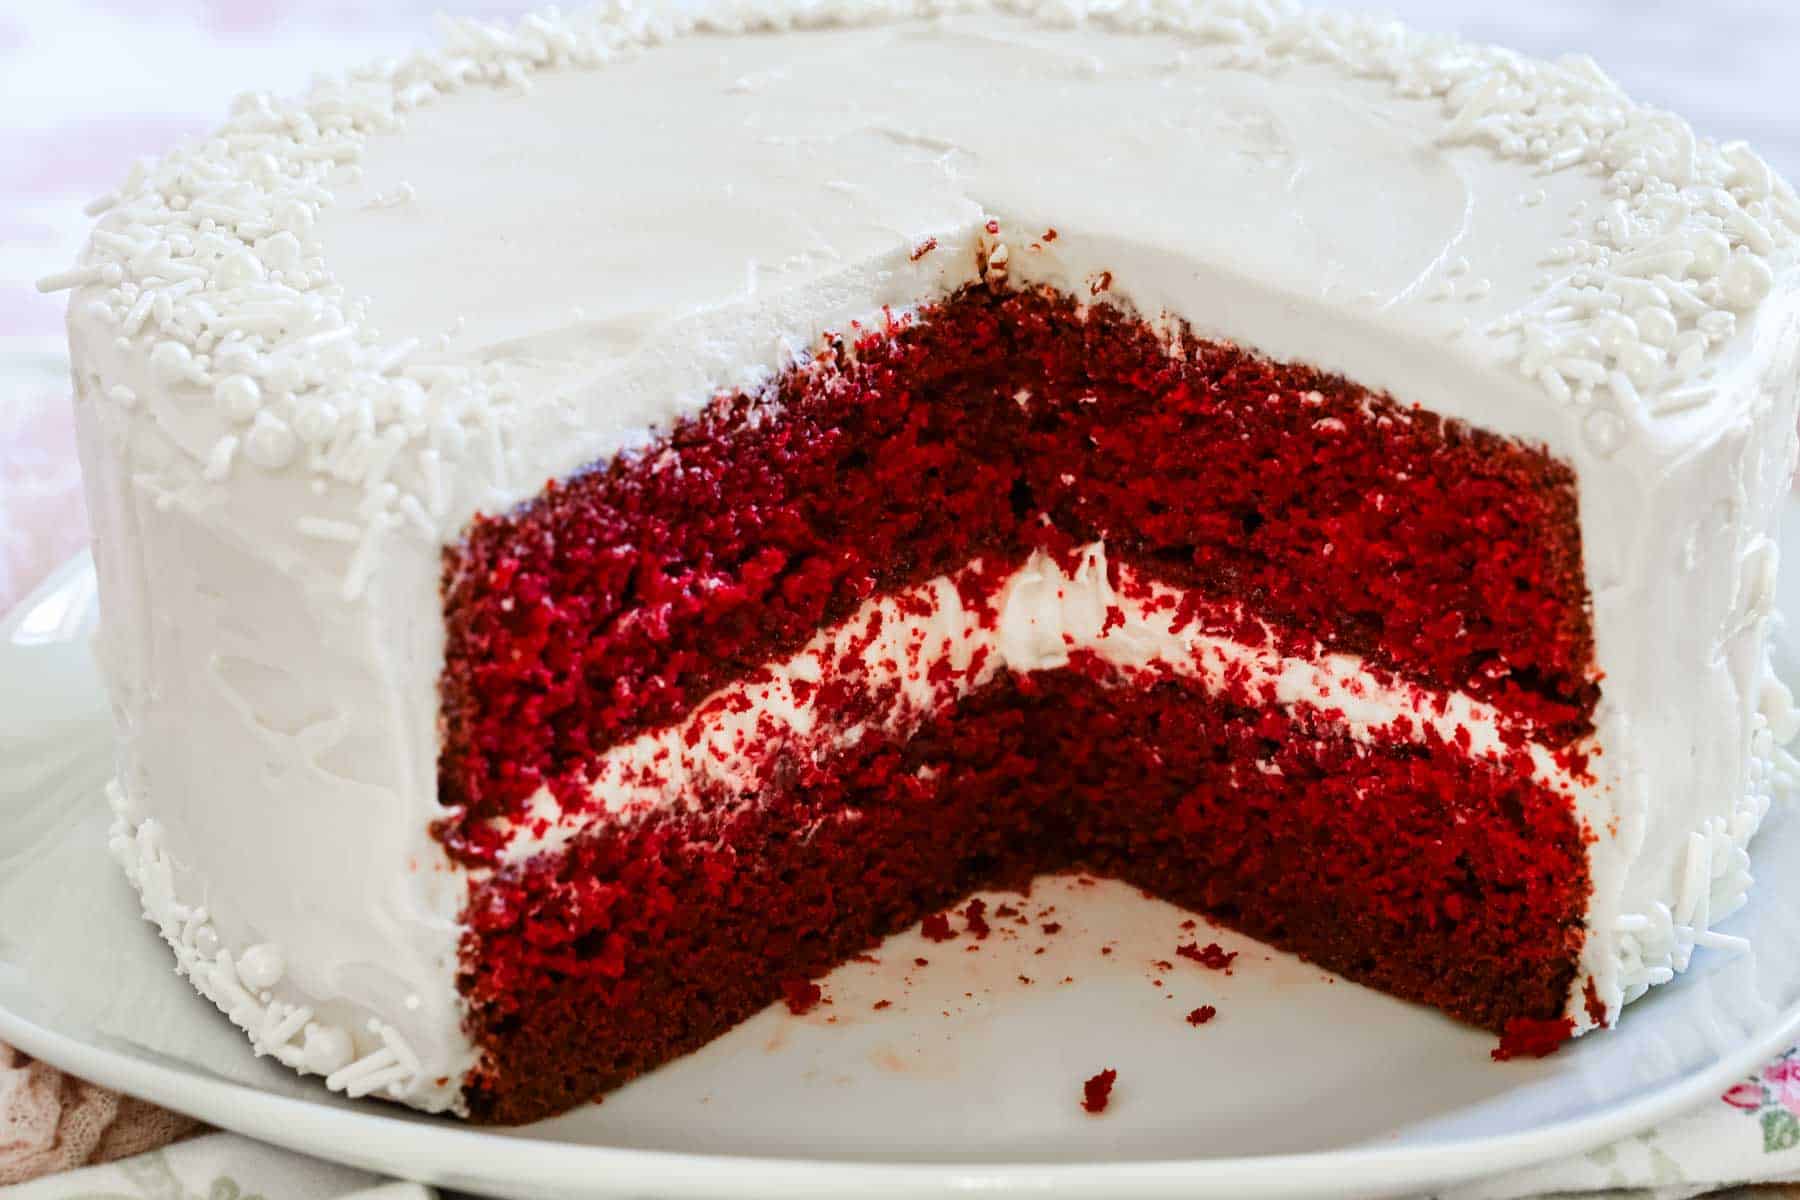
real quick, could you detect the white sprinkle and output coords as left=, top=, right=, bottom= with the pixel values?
left=202, top=435, right=239, bottom=482
left=1649, top=384, right=1714, bottom=417
left=1584, top=406, right=1627, bottom=456
left=36, top=265, right=110, bottom=293
left=244, top=412, right=299, bottom=469
left=296, top=517, right=361, bottom=543
left=1606, top=368, right=1641, bottom=412
left=1632, top=306, right=1679, bottom=348
left=264, top=1005, right=313, bottom=1049
left=365, top=181, right=416, bottom=210
left=1697, top=309, right=1736, bottom=339
left=1692, top=929, right=1752, bottom=955
left=148, top=340, right=197, bottom=386
left=217, top=374, right=263, bottom=421
left=1686, top=229, right=1731, bottom=278
left=1614, top=249, right=1695, bottom=278
left=1720, top=253, right=1774, bottom=310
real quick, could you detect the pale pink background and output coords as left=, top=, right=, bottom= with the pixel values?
left=1, top=0, right=1798, bottom=1191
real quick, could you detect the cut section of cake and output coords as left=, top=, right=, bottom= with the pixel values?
left=50, top=0, right=1800, bottom=1122
left=441, top=285, right=1601, bottom=1119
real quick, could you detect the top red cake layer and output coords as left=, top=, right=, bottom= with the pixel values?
left=438, top=285, right=1595, bottom=845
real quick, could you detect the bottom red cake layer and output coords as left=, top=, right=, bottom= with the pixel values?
left=459, top=662, right=1590, bottom=1124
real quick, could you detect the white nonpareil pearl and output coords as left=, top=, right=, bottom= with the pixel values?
left=216, top=249, right=267, bottom=289
left=218, top=374, right=262, bottom=422
left=302, top=1023, right=356, bottom=1075
left=1721, top=253, right=1775, bottom=310
left=1616, top=341, right=1665, bottom=390
left=148, top=340, right=195, bottom=386
left=255, top=230, right=304, bottom=273
left=1594, top=312, right=1638, bottom=357
left=293, top=397, right=341, bottom=444
left=244, top=411, right=299, bottom=469
left=1582, top=408, right=1627, bottom=457
left=237, top=942, right=285, bottom=990
left=1631, top=306, right=1678, bottom=348
left=1686, top=229, right=1731, bottom=279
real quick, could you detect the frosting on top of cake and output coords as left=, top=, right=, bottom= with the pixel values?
left=41, top=0, right=1800, bottom=599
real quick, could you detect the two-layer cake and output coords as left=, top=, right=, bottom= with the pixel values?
left=46, top=0, right=1800, bottom=1122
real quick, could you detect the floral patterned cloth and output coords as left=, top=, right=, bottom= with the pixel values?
left=4, top=1, right=1800, bottom=1197
left=1724, top=1051, right=1800, bottom=1156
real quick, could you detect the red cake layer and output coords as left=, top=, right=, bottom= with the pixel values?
left=439, top=281, right=1600, bottom=1124
left=439, top=286, right=1595, bottom=841
left=459, top=663, right=1590, bottom=1124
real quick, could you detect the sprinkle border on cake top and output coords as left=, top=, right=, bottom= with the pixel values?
left=38, top=0, right=1800, bottom=604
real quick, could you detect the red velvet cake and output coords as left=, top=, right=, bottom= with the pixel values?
left=441, top=286, right=1597, bottom=1120
left=59, top=0, right=1800, bottom=1121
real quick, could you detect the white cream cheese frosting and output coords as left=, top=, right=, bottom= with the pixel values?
left=50, top=0, right=1800, bottom=1113
left=494, top=544, right=1591, bottom=867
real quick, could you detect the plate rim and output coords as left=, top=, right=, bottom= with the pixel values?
left=6, top=549, right=1799, bottom=1200
left=7, top=994, right=1800, bottom=1200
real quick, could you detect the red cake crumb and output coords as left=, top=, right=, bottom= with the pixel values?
left=781, top=980, right=823, bottom=1016
left=964, top=899, right=991, bottom=939
left=1187, top=1006, right=1218, bottom=1026
left=873, top=1000, right=892, bottom=1011
left=1492, top=1016, right=1575, bottom=1061
left=921, top=913, right=957, bottom=942
left=1042, top=922, right=1062, bottom=935
left=1082, top=1069, right=1118, bottom=1114
left=1180, top=920, right=1197, bottom=931
left=995, top=903, right=1020, bottom=919
left=1583, top=978, right=1607, bottom=1026
left=1153, top=959, right=1174, bottom=971
left=910, top=237, right=938, bottom=261
left=1178, top=942, right=1238, bottom=972
left=914, top=957, right=930, bottom=968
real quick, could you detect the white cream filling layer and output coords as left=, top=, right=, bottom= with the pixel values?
left=492, top=543, right=1580, bottom=866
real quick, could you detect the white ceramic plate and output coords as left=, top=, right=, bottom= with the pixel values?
left=5, top=524, right=1800, bottom=1200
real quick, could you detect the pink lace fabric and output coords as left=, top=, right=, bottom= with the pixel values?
left=0, top=1041, right=203, bottom=1187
